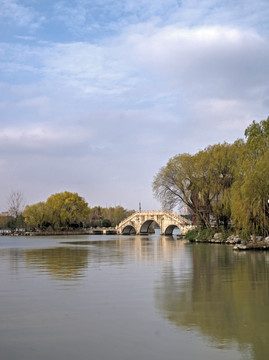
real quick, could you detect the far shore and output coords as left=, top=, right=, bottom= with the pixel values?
left=0, top=228, right=118, bottom=236
left=1, top=229, right=269, bottom=251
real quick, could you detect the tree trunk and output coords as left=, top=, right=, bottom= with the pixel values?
left=252, top=222, right=256, bottom=243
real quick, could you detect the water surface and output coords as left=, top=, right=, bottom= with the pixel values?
left=0, top=234, right=268, bottom=360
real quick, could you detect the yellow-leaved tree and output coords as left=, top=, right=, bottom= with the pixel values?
left=24, top=192, right=90, bottom=231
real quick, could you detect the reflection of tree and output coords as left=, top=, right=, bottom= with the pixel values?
left=63, top=240, right=126, bottom=265
left=23, top=236, right=185, bottom=282
left=24, top=247, right=89, bottom=280
left=24, top=240, right=127, bottom=280
left=155, top=244, right=269, bottom=360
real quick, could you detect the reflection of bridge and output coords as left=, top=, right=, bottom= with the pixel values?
left=117, top=211, right=195, bottom=235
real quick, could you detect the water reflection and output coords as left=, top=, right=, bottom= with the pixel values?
left=24, top=247, right=90, bottom=280
left=61, top=236, right=186, bottom=265
left=155, top=244, right=269, bottom=360
left=2, top=236, right=267, bottom=359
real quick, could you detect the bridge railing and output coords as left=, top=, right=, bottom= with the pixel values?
left=117, top=210, right=192, bottom=229
left=168, top=211, right=192, bottom=225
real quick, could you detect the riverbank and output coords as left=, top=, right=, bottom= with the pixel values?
left=2, top=228, right=269, bottom=250
left=187, top=231, right=269, bottom=250
left=233, top=242, right=269, bottom=250
left=0, top=227, right=118, bottom=236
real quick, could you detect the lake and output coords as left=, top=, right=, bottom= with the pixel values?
left=0, top=234, right=268, bottom=360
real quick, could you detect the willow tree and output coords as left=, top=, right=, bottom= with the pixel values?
left=230, top=117, right=269, bottom=239
left=24, top=201, right=47, bottom=230
left=45, top=192, right=90, bottom=230
left=153, top=142, right=239, bottom=228
left=205, top=141, right=243, bottom=228
left=24, top=192, right=90, bottom=230
left=244, top=116, right=269, bottom=158
left=231, top=151, right=269, bottom=240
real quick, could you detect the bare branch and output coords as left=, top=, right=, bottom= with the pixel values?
left=7, top=191, right=25, bottom=218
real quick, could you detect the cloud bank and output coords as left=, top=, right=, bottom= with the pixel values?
left=0, top=1, right=268, bottom=211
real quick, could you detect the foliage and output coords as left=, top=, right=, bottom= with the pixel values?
left=88, top=206, right=134, bottom=227
left=153, top=142, right=240, bottom=229
left=45, top=192, right=90, bottom=230
left=196, top=228, right=215, bottom=241
left=24, top=202, right=48, bottom=230
left=244, top=117, right=269, bottom=158
left=184, top=227, right=214, bottom=241
left=153, top=116, right=269, bottom=240
left=24, top=192, right=90, bottom=231
left=23, top=193, right=133, bottom=231
left=0, top=215, right=9, bottom=229
left=184, top=228, right=200, bottom=240
left=231, top=150, right=269, bottom=240
left=184, top=226, right=232, bottom=241
left=5, top=214, right=25, bottom=230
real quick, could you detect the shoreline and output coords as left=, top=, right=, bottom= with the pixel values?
left=2, top=230, right=269, bottom=250
left=0, top=228, right=118, bottom=236
left=188, top=233, right=269, bottom=251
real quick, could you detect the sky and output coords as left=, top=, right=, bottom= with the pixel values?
left=0, top=0, right=269, bottom=212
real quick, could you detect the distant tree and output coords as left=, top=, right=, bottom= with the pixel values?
left=102, top=218, right=112, bottom=227
left=0, top=214, right=8, bottom=229
left=24, top=202, right=47, bottom=230
left=23, top=193, right=134, bottom=232
left=6, top=191, right=26, bottom=230
left=24, top=192, right=90, bottom=231
left=45, top=192, right=90, bottom=230
left=7, top=191, right=25, bottom=218
left=88, top=205, right=134, bottom=227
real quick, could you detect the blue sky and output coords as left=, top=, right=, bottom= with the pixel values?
left=0, top=0, right=269, bottom=212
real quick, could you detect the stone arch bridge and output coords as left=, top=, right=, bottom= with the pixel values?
left=117, top=211, right=195, bottom=236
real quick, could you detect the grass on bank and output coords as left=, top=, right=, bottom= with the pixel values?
left=184, top=227, right=233, bottom=242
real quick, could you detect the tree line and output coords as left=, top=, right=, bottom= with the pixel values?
left=0, top=191, right=134, bottom=231
left=153, top=117, right=269, bottom=240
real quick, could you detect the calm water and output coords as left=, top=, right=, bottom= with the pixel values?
left=0, top=234, right=269, bottom=360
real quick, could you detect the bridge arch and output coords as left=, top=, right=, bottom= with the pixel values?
left=122, top=225, right=136, bottom=235
left=117, top=211, right=195, bottom=236
left=140, top=220, right=160, bottom=234
left=164, top=225, right=181, bottom=236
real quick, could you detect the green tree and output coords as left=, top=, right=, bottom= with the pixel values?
left=153, top=116, right=269, bottom=239
left=102, top=218, right=112, bottom=227
left=231, top=150, right=269, bottom=240
left=153, top=142, right=239, bottom=228
left=230, top=117, right=269, bottom=239
left=24, top=202, right=47, bottom=230
left=45, top=192, right=90, bottom=230
left=0, top=214, right=8, bottom=229
left=244, top=116, right=269, bottom=158
left=204, top=141, right=242, bottom=229
left=88, top=205, right=134, bottom=227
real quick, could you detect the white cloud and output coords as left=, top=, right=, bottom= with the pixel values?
left=1, top=23, right=268, bottom=152
left=2, top=23, right=268, bottom=104
left=129, top=25, right=268, bottom=85
left=0, top=123, right=94, bottom=154
left=17, top=96, right=50, bottom=115
left=0, top=0, right=42, bottom=28
left=1, top=1, right=269, bottom=211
